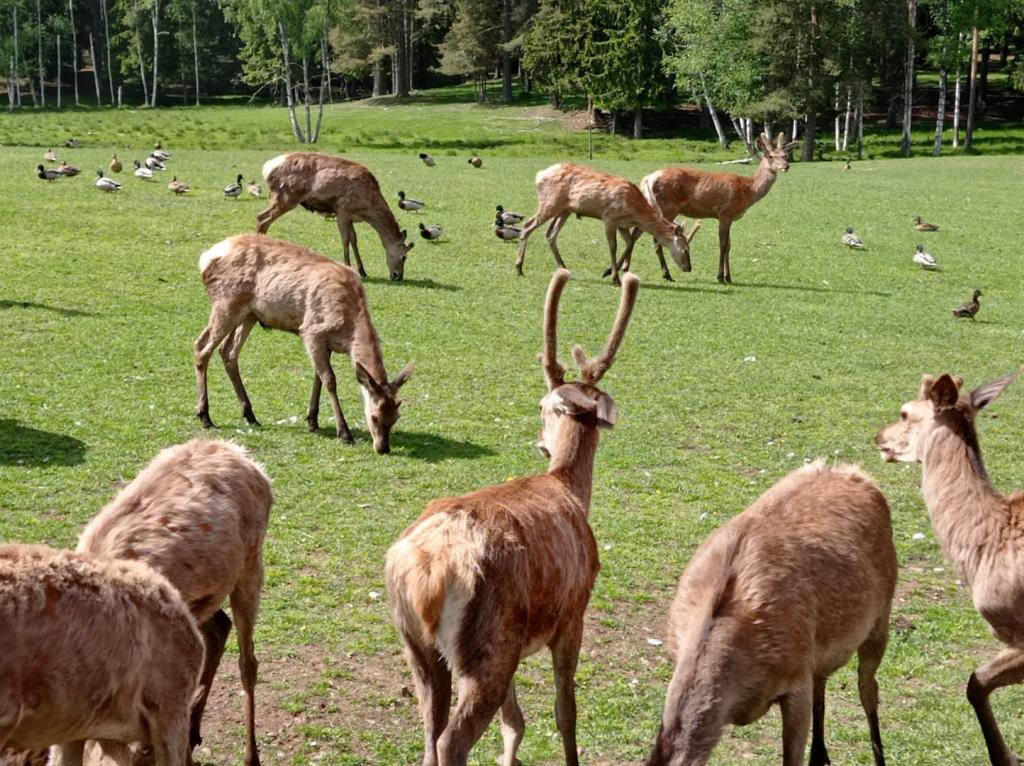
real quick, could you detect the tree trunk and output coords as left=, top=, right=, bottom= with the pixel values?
left=191, top=1, right=199, bottom=105
left=700, top=73, right=727, bottom=148
left=841, top=88, right=852, bottom=151
left=900, top=0, right=916, bottom=157
left=953, top=32, right=963, bottom=148
left=394, top=5, right=408, bottom=97
left=136, top=34, right=148, bottom=106
left=979, top=44, right=989, bottom=104
left=149, top=0, right=159, bottom=107
left=101, top=0, right=113, bottom=103
left=933, top=65, right=947, bottom=156
left=323, top=35, right=332, bottom=102
left=56, top=32, right=61, bottom=108
left=802, top=110, right=817, bottom=162
left=13, top=5, right=21, bottom=107
left=965, top=25, right=979, bottom=150
left=372, top=58, right=384, bottom=97
left=834, top=82, right=841, bottom=151
left=792, top=118, right=798, bottom=140
left=501, top=0, right=512, bottom=103
left=36, top=0, right=44, bottom=108
left=312, top=40, right=327, bottom=142
left=633, top=107, right=642, bottom=139
left=856, top=90, right=864, bottom=159
left=89, top=33, right=102, bottom=105
left=68, top=0, right=78, bottom=105
left=278, top=21, right=306, bottom=143
left=302, top=55, right=312, bottom=141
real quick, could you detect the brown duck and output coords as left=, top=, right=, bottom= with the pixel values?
left=914, top=216, right=939, bottom=232
left=953, top=289, right=982, bottom=319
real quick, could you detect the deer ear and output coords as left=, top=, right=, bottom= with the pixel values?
left=595, top=393, right=618, bottom=429
left=929, top=374, right=960, bottom=410
left=917, top=374, right=936, bottom=399
left=399, top=229, right=408, bottom=241
left=783, top=140, right=801, bottom=154
left=406, top=241, right=415, bottom=253
left=755, top=135, right=769, bottom=154
left=970, top=372, right=1017, bottom=412
left=549, top=385, right=598, bottom=418
left=355, top=363, right=386, bottom=397
left=391, top=362, right=415, bottom=391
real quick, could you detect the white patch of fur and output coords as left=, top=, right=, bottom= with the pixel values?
left=435, top=582, right=472, bottom=669
left=640, top=171, right=660, bottom=207
left=535, top=164, right=564, bottom=185
left=261, top=154, right=289, bottom=182
left=198, top=238, right=234, bottom=276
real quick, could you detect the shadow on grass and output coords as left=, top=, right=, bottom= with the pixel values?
left=312, top=426, right=494, bottom=462
left=0, top=299, right=94, bottom=317
left=0, top=419, right=87, bottom=466
left=363, top=276, right=461, bottom=292
left=617, top=277, right=893, bottom=298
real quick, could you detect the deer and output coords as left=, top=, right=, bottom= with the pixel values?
left=77, top=439, right=272, bottom=766
left=514, top=163, right=696, bottom=285
left=612, top=132, right=798, bottom=284
left=256, top=152, right=414, bottom=281
left=647, top=461, right=897, bottom=766
left=0, top=544, right=204, bottom=766
left=194, top=234, right=415, bottom=454
left=385, top=268, right=639, bottom=766
left=876, top=370, right=1024, bottom=766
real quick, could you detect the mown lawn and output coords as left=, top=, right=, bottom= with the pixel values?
left=1, top=99, right=1024, bottom=765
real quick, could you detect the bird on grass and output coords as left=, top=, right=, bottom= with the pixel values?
left=37, top=164, right=62, bottom=182
left=152, top=142, right=172, bottom=162
left=168, top=176, right=191, bottom=195
left=110, top=154, right=123, bottom=173
left=913, top=244, right=938, bottom=269
left=58, top=160, right=80, bottom=177
left=95, top=170, right=122, bottom=192
left=914, top=216, right=939, bottom=232
left=133, top=160, right=154, bottom=180
left=418, top=152, right=435, bottom=167
left=224, top=174, right=243, bottom=199
left=247, top=180, right=262, bottom=199
left=468, top=156, right=483, bottom=168
left=43, top=148, right=57, bottom=163
left=494, top=216, right=521, bottom=241
left=418, top=222, right=442, bottom=241
left=843, top=159, right=851, bottom=171
left=145, top=155, right=167, bottom=171
left=953, top=289, right=982, bottom=320
left=842, top=226, right=864, bottom=248
left=496, top=205, right=523, bottom=224
left=63, top=137, right=81, bottom=148
left=398, top=191, right=424, bottom=211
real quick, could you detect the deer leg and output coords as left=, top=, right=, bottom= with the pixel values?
left=303, top=339, right=353, bottom=443
left=147, top=714, right=190, bottom=766
left=194, top=300, right=250, bottom=429
left=718, top=219, right=733, bottom=284
left=514, top=210, right=553, bottom=276
left=779, top=677, right=813, bottom=766
left=617, top=227, right=638, bottom=274
left=306, top=373, right=323, bottom=432
left=348, top=223, right=367, bottom=278
left=48, top=742, right=84, bottom=766
left=219, top=316, right=260, bottom=426
left=808, top=676, right=830, bottom=766
left=966, top=647, right=1024, bottom=766
left=550, top=624, right=584, bottom=766
left=402, top=635, right=452, bottom=766
left=857, top=623, right=889, bottom=766
left=543, top=212, right=571, bottom=270
left=603, top=221, right=621, bottom=286
left=229, top=555, right=264, bottom=766
left=189, top=610, right=233, bottom=753
left=255, top=197, right=292, bottom=235
left=436, top=652, right=519, bottom=766
left=498, top=681, right=525, bottom=766
left=337, top=216, right=367, bottom=278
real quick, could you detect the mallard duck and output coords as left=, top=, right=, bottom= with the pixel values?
left=145, top=155, right=166, bottom=171
left=37, top=164, right=62, bottom=181
left=247, top=180, right=262, bottom=199
left=133, top=160, right=154, bottom=180
left=63, top=137, right=81, bottom=148
left=398, top=191, right=424, bottom=211
left=914, top=216, right=939, bottom=232
left=43, top=148, right=57, bottom=163
left=843, top=159, right=851, bottom=170
left=468, top=156, right=483, bottom=168
left=224, top=174, right=243, bottom=199
left=58, top=160, right=80, bottom=177
left=418, top=222, right=442, bottom=241
left=418, top=152, right=435, bottom=167
left=151, top=143, right=171, bottom=161
left=95, top=169, right=122, bottom=192
left=913, top=244, right=937, bottom=269
left=110, top=154, right=123, bottom=173
left=496, top=205, right=523, bottom=224
left=494, top=216, right=521, bottom=241
left=842, top=226, right=864, bottom=248
left=168, top=176, right=191, bottom=195
left=953, top=289, right=982, bottom=319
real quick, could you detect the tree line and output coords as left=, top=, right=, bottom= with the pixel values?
left=2, top=0, right=1023, bottom=156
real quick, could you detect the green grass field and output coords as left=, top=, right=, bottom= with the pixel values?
left=2, top=95, right=1024, bottom=765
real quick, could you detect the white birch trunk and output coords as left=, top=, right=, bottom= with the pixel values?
left=101, top=0, right=113, bottom=103
left=149, top=0, right=159, bottom=107
left=36, top=0, right=44, bottom=107
left=89, top=33, right=101, bottom=105
left=191, top=1, right=199, bottom=105
left=842, top=88, right=852, bottom=151
left=953, top=32, right=963, bottom=148
left=56, top=32, right=61, bottom=108
left=900, top=0, right=916, bottom=157
left=699, top=73, right=728, bottom=148
left=69, top=0, right=78, bottom=105
left=278, top=22, right=306, bottom=143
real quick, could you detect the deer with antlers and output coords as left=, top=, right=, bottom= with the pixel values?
left=612, top=132, right=797, bottom=284
left=515, top=163, right=696, bottom=285
left=386, top=269, right=639, bottom=766
left=877, top=370, right=1024, bottom=766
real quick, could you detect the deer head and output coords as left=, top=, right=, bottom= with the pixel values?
left=386, top=231, right=415, bottom=281
left=664, top=221, right=702, bottom=272
left=355, top=362, right=416, bottom=454
left=875, top=372, right=1018, bottom=463
left=756, top=132, right=801, bottom=174
left=536, top=269, right=639, bottom=458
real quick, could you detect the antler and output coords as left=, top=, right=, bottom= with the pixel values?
left=540, top=269, right=571, bottom=389
left=572, top=272, right=640, bottom=385
left=775, top=131, right=786, bottom=150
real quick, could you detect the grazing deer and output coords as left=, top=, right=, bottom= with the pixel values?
left=876, top=370, right=1024, bottom=766
left=616, top=132, right=797, bottom=284
left=515, top=163, right=695, bottom=285
left=195, top=234, right=414, bottom=453
left=647, top=462, right=897, bottom=766
left=78, top=439, right=272, bottom=766
left=386, top=268, right=639, bottom=766
left=256, top=152, right=414, bottom=281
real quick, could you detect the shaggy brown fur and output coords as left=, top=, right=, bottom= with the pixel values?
left=0, top=545, right=203, bottom=766
left=647, top=462, right=897, bottom=766
left=514, top=163, right=693, bottom=285
left=77, top=439, right=272, bottom=766
left=877, top=371, right=1024, bottom=766
left=621, top=132, right=798, bottom=284
left=194, top=234, right=414, bottom=453
left=256, top=152, right=413, bottom=280
left=386, top=269, right=638, bottom=766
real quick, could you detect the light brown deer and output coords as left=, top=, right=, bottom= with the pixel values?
left=616, top=132, right=798, bottom=283
left=194, top=234, right=414, bottom=454
left=386, top=268, right=639, bottom=766
left=514, top=163, right=695, bottom=285
left=876, top=370, right=1024, bottom=766
left=0, top=544, right=204, bottom=766
left=256, top=152, right=414, bottom=281
left=647, top=462, right=897, bottom=766
left=77, top=439, right=272, bottom=766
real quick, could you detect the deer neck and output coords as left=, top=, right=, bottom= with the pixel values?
left=350, top=313, right=388, bottom=382
left=363, top=202, right=403, bottom=246
left=547, top=417, right=600, bottom=511
left=920, top=422, right=1008, bottom=585
left=747, top=159, right=778, bottom=203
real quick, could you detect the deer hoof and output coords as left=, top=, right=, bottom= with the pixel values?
left=197, top=412, right=215, bottom=429
left=601, top=267, right=612, bottom=278
left=307, top=419, right=319, bottom=433
left=662, top=272, right=674, bottom=282
left=339, top=431, right=355, bottom=444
